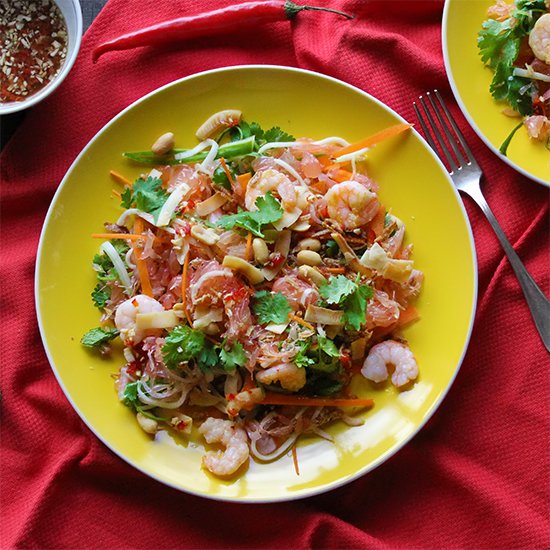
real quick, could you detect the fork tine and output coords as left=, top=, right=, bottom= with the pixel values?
left=416, top=94, right=459, bottom=172
left=412, top=102, right=438, bottom=152
left=434, top=90, right=476, bottom=165
left=426, top=91, right=467, bottom=167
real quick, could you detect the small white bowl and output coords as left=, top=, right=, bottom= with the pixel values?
left=0, top=0, right=82, bottom=115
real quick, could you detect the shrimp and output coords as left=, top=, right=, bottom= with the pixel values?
left=199, top=418, right=249, bottom=477
left=324, top=181, right=379, bottom=230
left=529, top=13, right=550, bottom=64
left=361, top=340, right=418, bottom=387
left=256, top=362, right=306, bottom=392
left=245, top=169, right=305, bottom=212
left=114, top=294, right=164, bottom=343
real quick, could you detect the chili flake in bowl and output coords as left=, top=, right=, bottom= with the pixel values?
left=0, top=0, right=82, bottom=115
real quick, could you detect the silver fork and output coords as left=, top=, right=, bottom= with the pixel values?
left=413, top=90, right=550, bottom=353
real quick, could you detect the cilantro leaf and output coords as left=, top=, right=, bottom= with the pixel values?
left=319, top=275, right=357, bottom=305
left=253, top=290, right=292, bottom=325
left=212, top=164, right=233, bottom=190
left=216, top=191, right=283, bottom=237
left=294, top=340, right=315, bottom=368
left=263, top=126, right=295, bottom=143
left=219, top=341, right=247, bottom=371
left=122, top=381, right=167, bottom=421
left=162, top=325, right=216, bottom=371
left=91, top=283, right=110, bottom=309
left=81, top=326, right=119, bottom=348
left=318, top=336, right=339, bottom=358
left=92, top=241, right=129, bottom=283
left=121, top=176, right=169, bottom=221
left=318, top=275, right=373, bottom=331
left=343, top=285, right=373, bottom=331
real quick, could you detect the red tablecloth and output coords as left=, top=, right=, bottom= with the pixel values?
left=1, top=0, right=549, bottom=548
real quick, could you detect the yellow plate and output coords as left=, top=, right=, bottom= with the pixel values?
left=36, top=66, right=477, bottom=502
left=443, top=0, right=550, bottom=186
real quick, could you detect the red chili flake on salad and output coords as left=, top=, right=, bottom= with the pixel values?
left=0, top=0, right=68, bottom=103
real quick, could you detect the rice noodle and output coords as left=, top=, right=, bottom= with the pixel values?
left=174, top=139, right=215, bottom=160
left=198, top=139, right=219, bottom=173
left=116, top=208, right=155, bottom=227
left=100, top=241, right=132, bottom=294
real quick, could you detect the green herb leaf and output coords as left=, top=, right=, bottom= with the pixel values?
left=343, top=284, right=373, bottom=331
left=294, top=340, right=315, bottom=368
left=325, top=239, right=340, bottom=258
left=123, top=381, right=139, bottom=407
left=91, top=283, right=110, bottom=309
left=121, top=176, right=169, bottom=221
left=162, top=325, right=216, bottom=371
left=216, top=191, right=283, bottom=237
left=263, top=126, right=295, bottom=143
left=318, top=336, right=340, bottom=358
left=319, top=275, right=357, bottom=305
left=253, top=290, right=292, bottom=325
left=219, top=341, right=247, bottom=371
left=81, top=326, right=119, bottom=348
left=212, top=164, right=233, bottom=190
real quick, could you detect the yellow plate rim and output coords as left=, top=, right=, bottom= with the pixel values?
left=35, top=64, right=478, bottom=502
left=442, top=0, right=550, bottom=188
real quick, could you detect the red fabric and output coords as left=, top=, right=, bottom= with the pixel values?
left=1, top=0, right=549, bottom=547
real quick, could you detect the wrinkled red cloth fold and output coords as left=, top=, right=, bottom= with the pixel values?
left=1, top=0, right=548, bottom=548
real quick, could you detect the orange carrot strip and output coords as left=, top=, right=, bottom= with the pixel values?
left=292, top=445, right=300, bottom=476
left=109, top=170, right=132, bottom=188
left=132, top=218, right=153, bottom=297
left=330, top=169, right=355, bottom=183
left=288, top=313, right=315, bottom=331
left=181, top=253, right=193, bottom=326
left=91, top=233, right=143, bottom=241
left=220, top=157, right=236, bottom=188
left=324, top=267, right=346, bottom=274
left=112, top=189, right=122, bottom=200
left=236, top=172, right=252, bottom=189
left=245, top=232, right=253, bottom=262
left=337, top=123, right=412, bottom=156
left=261, top=393, right=374, bottom=408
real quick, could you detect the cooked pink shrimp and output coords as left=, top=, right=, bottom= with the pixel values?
left=245, top=169, right=298, bottom=211
left=256, top=362, right=306, bottom=392
left=529, top=13, right=550, bottom=64
left=114, top=294, right=164, bottom=343
left=524, top=115, right=550, bottom=141
left=199, top=418, right=249, bottom=477
left=361, top=340, right=418, bottom=387
left=324, top=181, right=379, bottom=230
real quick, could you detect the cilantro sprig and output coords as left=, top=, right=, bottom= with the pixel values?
left=319, top=275, right=373, bottom=331
left=477, top=0, right=546, bottom=125
left=219, top=341, right=247, bottom=371
left=229, top=120, right=295, bottom=147
left=121, top=176, right=169, bottom=221
left=252, top=291, right=292, bottom=325
left=216, top=192, right=283, bottom=237
left=162, top=325, right=218, bottom=372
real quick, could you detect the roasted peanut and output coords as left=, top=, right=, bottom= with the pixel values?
left=151, top=132, right=175, bottom=155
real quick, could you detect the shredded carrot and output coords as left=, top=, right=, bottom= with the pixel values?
left=91, top=233, right=143, bottom=241
left=330, top=169, right=355, bottom=183
left=132, top=218, right=153, bottom=297
left=288, top=313, right=315, bottom=331
left=236, top=172, right=251, bottom=189
left=324, top=267, right=346, bottom=274
left=291, top=445, right=300, bottom=476
left=109, top=170, right=132, bottom=188
left=181, top=253, right=193, bottom=326
left=316, top=155, right=332, bottom=167
left=112, top=189, right=122, bottom=200
left=261, top=392, right=374, bottom=408
left=337, top=123, right=412, bottom=156
left=245, top=232, right=253, bottom=262
left=219, top=157, right=236, bottom=188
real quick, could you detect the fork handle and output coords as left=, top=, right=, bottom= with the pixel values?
left=466, top=186, right=550, bottom=353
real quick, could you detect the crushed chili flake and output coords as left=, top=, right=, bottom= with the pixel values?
left=0, top=0, right=68, bottom=103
